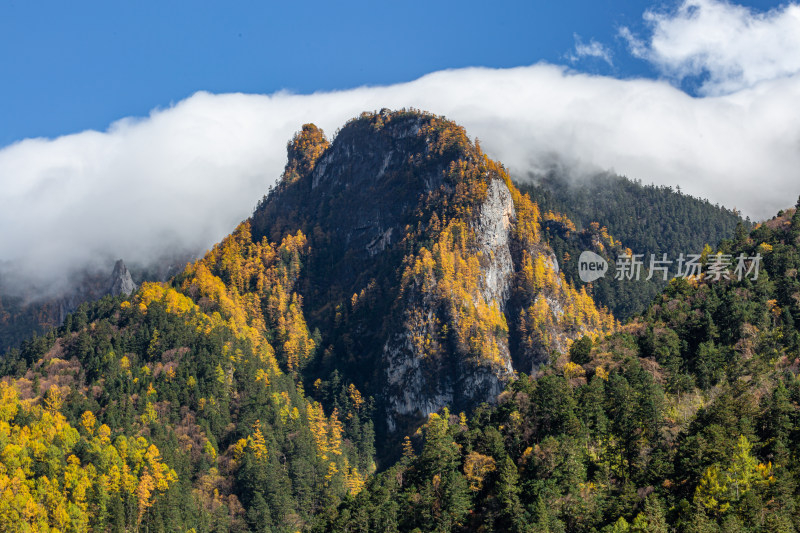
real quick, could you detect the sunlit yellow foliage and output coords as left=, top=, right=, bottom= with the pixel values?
left=248, top=421, right=268, bottom=461
left=517, top=247, right=614, bottom=357
left=509, top=188, right=541, bottom=247
left=0, top=381, right=176, bottom=531
left=282, top=123, right=330, bottom=184
left=563, top=361, right=586, bottom=379
left=599, top=226, right=616, bottom=247
left=348, top=383, right=364, bottom=410
left=203, top=440, right=217, bottom=460
left=81, top=411, right=96, bottom=436
left=543, top=210, right=577, bottom=232
left=181, top=222, right=310, bottom=375
left=305, top=401, right=350, bottom=466
left=694, top=435, right=774, bottom=514
left=141, top=402, right=158, bottom=425
left=271, top=391, right=295, bottom=425
left=402, top=436, right=415, bottom=459
left=345, top=465, right=366, bottom=495
left=306, top=401, right=332, bottom=459
left=231, top=438, right=249, bottom=464
left=519, top=251, right=560, bottom=293
left=758, top=242, right=774, bottom=254
left=328, top=409, right=343, bottom=456
left=128, top=221, right=318, bottom=388
left=325, top=461, right=339, bottom=484
left=463, top=452, right=496, bottom=491
left=278, top=294, right=316, bottom=372
left=136, top=282, right=195, bottom=316
left=420, top=120, right=472, bottom=158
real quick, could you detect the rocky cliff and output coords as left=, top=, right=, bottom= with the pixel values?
left=382, top=175, right=517, bottom=431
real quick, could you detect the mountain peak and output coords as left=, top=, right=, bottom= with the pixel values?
left=252, top=109, right=613, bottom=434
left=253, top=109, right=495, bottom=281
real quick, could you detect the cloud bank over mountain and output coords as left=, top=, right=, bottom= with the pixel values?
left=1, top=0, right=799, bottom=295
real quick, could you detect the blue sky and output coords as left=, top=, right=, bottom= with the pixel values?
left=0, top=0, right=783, bottom=147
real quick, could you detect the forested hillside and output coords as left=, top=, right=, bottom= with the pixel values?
left=516, top=172, right=748, bottom=319
left=0, top=221, right=375, bottom=530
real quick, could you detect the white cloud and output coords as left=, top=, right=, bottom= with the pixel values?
left=570, top=34, right=614, bottom=66
left=5, top=4, right=800, bottom=296
left=622, top=0, right=800, bottom=95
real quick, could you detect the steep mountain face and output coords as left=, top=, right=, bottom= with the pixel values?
left=381, top=175, right=518, bottom=431
left=252, top=110, right=613, bottom=433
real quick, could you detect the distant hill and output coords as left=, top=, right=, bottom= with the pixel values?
left=515, top=172, right=749, bottom=318
left=0, top=254, right=193, bottom=354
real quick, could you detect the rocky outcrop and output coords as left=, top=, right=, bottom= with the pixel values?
left=475, top=178, right=517, bottom=309
left=108, top=259, right=137, bottom=297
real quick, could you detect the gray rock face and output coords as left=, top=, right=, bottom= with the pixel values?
left=383, top=177, right=517, bottom=431
left=108, top=259, right=137, bottom=297
left=307, top=117, right=434, bottom=265
left=475, top=178, right=517, bottom=309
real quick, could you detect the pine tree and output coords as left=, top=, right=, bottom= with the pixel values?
left=569, top=335, right=592, bottom=365
left=402, top=436, right=415, bottom=460
left=641, top=494, right=668, bottom=533
left=791, top=196, right=800, bottom=236
left=495, top=455, right=525, bottom=531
